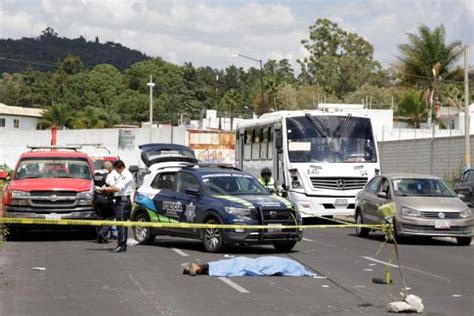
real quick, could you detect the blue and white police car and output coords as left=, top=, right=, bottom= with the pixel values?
left=131, top=144, right=302, bottom=252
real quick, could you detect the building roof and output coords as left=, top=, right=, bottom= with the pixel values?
left=0, top=103, right=44, bottom=118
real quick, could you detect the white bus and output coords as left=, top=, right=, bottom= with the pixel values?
left=235, top=110, right=380, bottom=218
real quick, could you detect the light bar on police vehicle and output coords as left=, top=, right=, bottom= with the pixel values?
left=26, top=145, right=82, bottom=151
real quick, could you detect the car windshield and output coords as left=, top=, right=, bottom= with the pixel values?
left=201, top=172, right=270, bottom=195
left=14, top=158, right=92, bottom=179
left=392, top=178, right=456, bottom=197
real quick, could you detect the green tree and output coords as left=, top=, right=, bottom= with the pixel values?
left=59, top=54, right=83, bottom=75
left=221, top=89, right=241, bottom=128
left=297, top=18, right=386, bottom=98
left=38, top=103, right=75, bottom=129
left=396, top=24, right=463, bottom=126
left=396, top=90, right=427, bottom=128
left=345, top=84, right=395, bottom=108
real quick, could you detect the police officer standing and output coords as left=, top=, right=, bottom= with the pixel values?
left=101, top=160, right=134, bottom=253
left=258, top=167, right=275, bottom=191
left=93, top=161, right=114, bottom=243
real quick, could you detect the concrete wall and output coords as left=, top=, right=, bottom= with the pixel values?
left=378, top=135, right=474, bottom=180
left=0, top=126, right=187, bottom=169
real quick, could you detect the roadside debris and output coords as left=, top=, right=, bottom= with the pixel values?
left=127, top=238, right=139, bottom=246
left=387, top=294, right=424, bottom=313
left=32, top=267, right=46, bottom=271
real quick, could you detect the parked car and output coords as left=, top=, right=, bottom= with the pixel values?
left=131, top=144, right=302, bottom=252
left=454, top=169, right=474, bottom=207
left=354, top=174, right=473, bottom=246
left=1, top=146, right=96, bottom=238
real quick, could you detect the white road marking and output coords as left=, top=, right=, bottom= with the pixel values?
left=363, top=268, right=373, bottom=271
left=171, top=248, right=189, bottom=257
left=353, top=285, right=366, bottom=288
left=452, top=294, right=463, bottom=297
left=302, top=237, right=314, bottom=242
left=321, top=284, right=330, bottom=288
left=362, top=256, right=450, bottom=282
left=218, top=277, right=249, bottom=294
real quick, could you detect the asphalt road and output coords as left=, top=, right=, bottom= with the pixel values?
left=0, top=222, right=473, bottom=316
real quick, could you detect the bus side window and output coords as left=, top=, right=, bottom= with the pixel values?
left=268, top=127, right=273, bottom=160
left=244, top=129, right=252, bottom=161
left=252, top=128, right=260, bottom=160
left=260, top=127, right=267, bottom=160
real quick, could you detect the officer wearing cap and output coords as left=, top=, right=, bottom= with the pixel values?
left=258, top=167, right=275, bottom=191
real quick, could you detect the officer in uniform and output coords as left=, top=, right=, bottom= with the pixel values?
left=102, top=160, right=134, bottom=253
left=93, top=161, right=115, bottom=243
left=258, top=167, right=275, bottom=192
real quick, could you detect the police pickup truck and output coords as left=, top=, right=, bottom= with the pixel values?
left=131, top=144, right=302, bottom=252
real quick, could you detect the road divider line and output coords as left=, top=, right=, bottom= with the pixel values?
left=171, top=248, right=189, bottom=257
left=218, top=277, right=249, bottom=294
left=362, top=256, right=450, bottom=282
left=302, top=237, right=313, bottom=242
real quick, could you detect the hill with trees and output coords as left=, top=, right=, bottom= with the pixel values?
left=0, top=27, right=149, bottom=73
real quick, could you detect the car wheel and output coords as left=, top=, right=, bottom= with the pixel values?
left=456, top=236, right=472, bottom=246
left=133, top=213, right=156, bottom=245
left=202, top=217, right=225, bottom=253
left=355, top=211, right=369, bottom=237
left=273, top=241, right=297, bottom=252
left=391, top=220, right=407, bottom=244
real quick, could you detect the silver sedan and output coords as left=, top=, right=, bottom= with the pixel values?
left=354, top=174, right=473, bottom=246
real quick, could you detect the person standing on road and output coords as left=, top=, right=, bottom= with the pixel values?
left=101, top=160, right=134, bottom=253
left=93, top=161, right=115, bottom=243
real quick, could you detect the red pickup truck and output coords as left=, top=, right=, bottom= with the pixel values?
left=1, top=146, right=97, bottom=238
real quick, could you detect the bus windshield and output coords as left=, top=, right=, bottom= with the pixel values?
left=286, top=115, right=377, bottom=163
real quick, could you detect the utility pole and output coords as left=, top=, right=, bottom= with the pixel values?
left=147, top=75, right=155, bottom=143
left=259, top=59, right=264, bottom=113
left=464, top=45, right=471, bottom=169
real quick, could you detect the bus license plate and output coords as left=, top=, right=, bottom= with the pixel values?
left=435, top=220, right=450, bottom=229
left=267, top=223, right=282, bottom=232
left=335, top=199, right=348, bottom=206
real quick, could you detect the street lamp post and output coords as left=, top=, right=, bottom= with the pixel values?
left=234, top=54, right=264, bottom=114
left=147, top=75, right=155, bottom=143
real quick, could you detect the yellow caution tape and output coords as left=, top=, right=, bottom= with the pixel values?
left=0, top=217, right=388, bottom=231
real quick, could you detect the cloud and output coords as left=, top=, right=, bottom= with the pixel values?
left=0, top=0, right=472, bottom=72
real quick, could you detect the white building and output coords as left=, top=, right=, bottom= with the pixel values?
left=0, top=103, right=43, bottom=130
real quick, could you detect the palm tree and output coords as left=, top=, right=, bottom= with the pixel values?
left=396, top=90, right=427, bottom=128
left=221, top=89, right=241, bottom=130
left=71, top=106, right=110, bottom=129
left=38, top=103, right=75, bottom=129
left=264, top=77, right=280, bottom=111
left=396, top=24, right=463, bottom=127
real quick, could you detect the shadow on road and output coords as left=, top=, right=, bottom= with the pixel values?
left=5, top=225, right=96, bottom=242
left=140, top=238, right=295, bottom=255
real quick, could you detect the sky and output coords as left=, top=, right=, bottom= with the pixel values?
left=0, top=0, right=473, bottom=71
